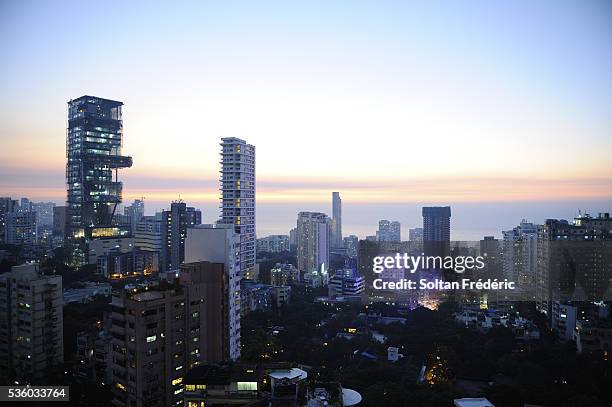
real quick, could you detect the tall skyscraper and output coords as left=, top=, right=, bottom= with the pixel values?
left=331, top=192, right=342, bottom=248
left=422, top=206, right=451, bottom=259
left=219, top=137, right=256, bottom=276
left=296, top=212, right=330, bottom=274
left=65, top=96, right=132, bottom=266
left=377, top=220, right=401, bottom=242
left=422, top=207, right=451, bottom=242
left=162, top=201, right=188, bottom=271
left=0, top=263, right=63, bottom=384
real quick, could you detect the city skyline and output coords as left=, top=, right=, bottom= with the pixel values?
left=1, top=1, right=612, bottom=239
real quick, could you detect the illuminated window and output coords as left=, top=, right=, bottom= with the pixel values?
left=185, top=385, right=195, bottom=391
left=172, top=377, right=183, bottom=386
left=116, top=383, right=126, bottom=391
left=146, top=335, right=157, bottom=343
left=196, top=384, right=206, bottom=390
left=237, top=382, right=257, bottom=391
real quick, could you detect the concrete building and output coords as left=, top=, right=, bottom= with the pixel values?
left=257, top=235, right=290, bottom=253
left=4, top=211, right=37, bottom=245
left=408, top=227, right=423, bottom=242
left=0, top=197, right=19, bottom=244
left=52, top=206, right=67, bottom=240
left=0, top=263, right=63, bottom=384
left=422, top=206, right=451, bottom=259
left=551, top=301, right=578, bottom=342
left=502, top=221, right=538, bottom=298
left=270, top=263, right=299, bottom=286
left=162, top=201, right=189, bottom=271
left=331, top=192, right=343, bottom=249
left=110, top=258, right=236, bottom=407
left=31, top=202, right=55, bottom=228
left=219, top=137, right=256, bottom=277
left=134, top=215, right=163, bottom=274
left=536, top=213, right=612, bottom=315
left=422, top=206, right=451, bottom=242
left=124, top=199, right=145, bottom=236
left=296, top=212, right=330, bottom=275
left=377, top=220, right=401, bottom=242
left=183, top=363, right=263, bottom=406
left=343, top=235, right=359, bottom=259
left=185, top=224, right=241, bottom=361
left=329, top=269, right=365, bottom=299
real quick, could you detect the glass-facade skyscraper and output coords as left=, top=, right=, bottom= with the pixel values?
left=219, top=137, right=256, bottom=277
left=65, top=96, right=132, bottom=266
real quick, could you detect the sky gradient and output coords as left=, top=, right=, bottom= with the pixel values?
left=1, top=1, right=611, bottom=239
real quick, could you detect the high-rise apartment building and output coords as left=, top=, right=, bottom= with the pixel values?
left=124, top=199, right=145, bottom=236
left=0, top=197, right=19, bottom=244
left=0, top=263, right=63, bottom=384
left=65, top=96, right=132, bottom=266
left=503, top=221, right=539, bottom=298
left=377, top=220, right=401, bottom=242
left=134, top=215, right=163, bottom=274
left=186, top=207, right=202, bottom=227
left=422, top=207, right=451, bottom=242
left=536, top=213, right=612, bottom=315
left=110, top=283, right=201, bottom=407
left=53, top=206, right=67, bottom=239
left=296, top=212, right=330, bottom=274
left=185, top=224, right=241, bottom=361
left=31, top=202, right=55, bottom=228
left=219, top=137, right=256, bottom=277
left=162, top=201, right=188, bottom=271
left=331, top=192, right=342, bottom=248
left=4, top=211, right=37, bottom=245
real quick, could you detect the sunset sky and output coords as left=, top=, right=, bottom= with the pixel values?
left=1, top=1, right=611, bottom=238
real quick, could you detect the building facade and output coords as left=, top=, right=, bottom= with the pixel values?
left=0, top=263, right=63, bottom=384
left=65, top=96, right=133, bottom=266
left=296, top=212, right=330, bottom=274
left=377, top=220, right=401, bottom=242
left=185, top=224, right=241, bottom=361
left=331, top=192, right=342, bottom=248
left=219, top=137, right=256, bottom=277
left=257, top=235, right=290, bottom=253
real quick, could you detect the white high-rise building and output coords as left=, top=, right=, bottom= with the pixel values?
left=331, top=192, right=342, bottom=248
left=219, top=138, right=256, bottom=277
left=502, top=220, right=539, bottom=298
left=185, top=224, right=241, bottom=361
left=296, top=212, right=330, bottom=275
